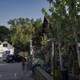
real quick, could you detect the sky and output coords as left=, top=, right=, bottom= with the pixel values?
left=0, top=0, right=48, bottom=26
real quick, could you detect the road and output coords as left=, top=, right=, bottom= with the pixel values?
left=0, top=63, right=34, bottom=80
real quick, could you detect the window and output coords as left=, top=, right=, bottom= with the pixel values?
left=3, top=44, right=8, bottom=47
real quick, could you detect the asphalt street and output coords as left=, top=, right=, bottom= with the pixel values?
left=0, top=63, right=34, bottom=80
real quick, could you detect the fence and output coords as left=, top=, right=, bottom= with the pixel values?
left=32, top=67, right=53, bottom=80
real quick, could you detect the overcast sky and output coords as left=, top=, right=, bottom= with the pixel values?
left=0, top=0, right=48, bottom=26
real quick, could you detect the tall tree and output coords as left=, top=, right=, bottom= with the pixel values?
left=0, top=26, right=10, bottom=41
left=44, top=0, right=80, bottom=79
left=8, top=18, right=43, bottom=52
left=8, top=18, right=34, bottom=51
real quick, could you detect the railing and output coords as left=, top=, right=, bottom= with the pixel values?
left=32, top=67, right=53, bottom=80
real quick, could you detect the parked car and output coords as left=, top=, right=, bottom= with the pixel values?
left=6, top=55, right=15, bottom=63
left=3, top=54, right=26, bottom=63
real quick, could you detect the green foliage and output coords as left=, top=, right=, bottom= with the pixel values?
left=8, top=17, right=43, bottom=51
left=45, top=0, right=80, bottom=78
left=32, top=18, right=43, bottom=46
left=54, top=69, right=61, bottom=80
left=8, top=18, right=33, bottom=50
left=46, top=0, right=80, bottom=43
left=0, top=26, right=10, bottom=41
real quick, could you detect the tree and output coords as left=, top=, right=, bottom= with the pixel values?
left=8, top=18, right=34, bottom=51
left=32, top=18, right=43, bottom=46
left=44, top=0, right=80, bottom=79
left=8, top=18, right=43, bottom=52
left=0, top=26, right=10, bottom=41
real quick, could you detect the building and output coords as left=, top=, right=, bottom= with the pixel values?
left=0, top=41, right=14, bottom=58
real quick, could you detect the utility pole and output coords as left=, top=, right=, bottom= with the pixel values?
left=30, top=39, right=33, bottom=55
left=30, top=39, right=34, bottom=62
